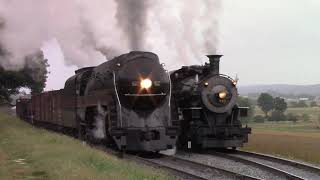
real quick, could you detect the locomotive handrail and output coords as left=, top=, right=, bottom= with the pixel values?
left=168, top=70, right=172, bottom=126
left=113, top=71, right=123, bottom=127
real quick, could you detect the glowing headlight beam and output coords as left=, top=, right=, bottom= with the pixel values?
left=218, top=91, right=227, bottom=99
left=140, top=79, right=152, bottom=89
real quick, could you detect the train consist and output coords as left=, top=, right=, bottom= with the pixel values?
left=170, top=55, right=251, bottom=150
left=16, top=51, right=178, bottom=152
left=16, top=51, right=251, bottom=152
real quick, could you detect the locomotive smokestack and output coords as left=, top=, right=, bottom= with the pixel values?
left=206, top=55, right=223, bottom=75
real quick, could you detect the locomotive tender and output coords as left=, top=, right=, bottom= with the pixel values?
left=171, top=55, right=251, bottom=150
left=16, top=51, right=178, bottom=152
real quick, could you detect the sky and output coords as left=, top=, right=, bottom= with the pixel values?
left=219, top=0, right=320, bottom=85
left=44, top=0, right=320, bottom=90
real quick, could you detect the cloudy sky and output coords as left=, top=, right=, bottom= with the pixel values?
left=44, top=0, right=320, bottom=90
left=219, top=0, right=320, bottom=85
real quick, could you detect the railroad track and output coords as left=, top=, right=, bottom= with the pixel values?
left=94, top=144, right=258, bottom=179
left=141, top=154, right=259, bottom=180
left=91, top=144, right=320, bottom=179
left=209, top=150, right=320, bottom=180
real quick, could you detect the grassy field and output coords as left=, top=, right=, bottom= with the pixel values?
left=242, top=130, right=320, bottom=165
left=0, top=112, right=173, bottom=180
left=242, top=107, right=320, bottom=165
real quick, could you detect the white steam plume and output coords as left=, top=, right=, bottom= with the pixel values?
left=147, top=0, right=222, bottom=67
left=0, top=0, right=221, bottom=70
left=115, top=0, right=150, bottom=50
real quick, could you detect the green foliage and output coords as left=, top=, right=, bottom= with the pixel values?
left=257, top=93, right=274, bottom=117
left=286, top=113, right=298, bottom=123
left=237, top=96, right=255, bottom=122
left=269, top=110, right=286, bottom=121
left=274, top=97, right=287, bottom=113
left=254, top=115, right=265, bottom=123
left=0, top=51, right=48, bottom=102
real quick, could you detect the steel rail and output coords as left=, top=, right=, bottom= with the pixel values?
left=131, top=155, right=208, bottom=180
left=95, top=145, right=259, bottom=180
left=210, top=151, right=304, bottom=180
left=94, top=145, right=206, bottom=180
left=156, top=155, right=260, bottom=180
left=235, top=150, right=320, bottom=175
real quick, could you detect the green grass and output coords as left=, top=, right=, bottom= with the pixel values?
left=243, top=106, right=320, bottom=164
left=242, top=130, right=320, bottom=165
left=0, top=113, right=174, bottom=180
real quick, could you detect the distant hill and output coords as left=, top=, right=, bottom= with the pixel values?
left=238, top=84, right=320, bottom=97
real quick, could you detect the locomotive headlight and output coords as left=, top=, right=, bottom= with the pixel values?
left=140, top=79, right=152, bottom=89
left=218, top=91, right=227, bottom=99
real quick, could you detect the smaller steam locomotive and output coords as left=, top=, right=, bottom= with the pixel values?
left=171, top=55, right=251, bottom=150
left=16, top=51, right=178, bottom=152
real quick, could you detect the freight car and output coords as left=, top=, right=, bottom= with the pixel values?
left=16, top=51, right=178, bottom=152
left=171, top=55, right=251, bottom=150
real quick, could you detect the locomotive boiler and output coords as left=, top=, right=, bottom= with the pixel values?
left=17, top=51, right=178, bottom=152
left=170, top=55, right=251, bottom=150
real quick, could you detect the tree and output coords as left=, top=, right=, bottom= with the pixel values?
left=0, top=51, right=48, bottom=103
left=269, top=110, right=286, bottom=121
left=237, top=96, right=255, bottom=119
left=257, top=93, right=274, bottom=118
left=274, top=97, right=287, bottom=113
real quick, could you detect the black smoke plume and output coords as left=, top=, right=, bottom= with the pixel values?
left=115, top=0, right=150, bottom=50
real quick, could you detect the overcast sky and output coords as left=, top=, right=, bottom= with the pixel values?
left=44, top=0, right=320, bottom=90
left=219, top=0, right=320, bottom=85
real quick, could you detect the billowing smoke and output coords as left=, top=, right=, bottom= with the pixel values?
left=147, top=0, right=222, bottom=67
left=0, top=0, right=221, bottom=71
left=115, top=0, right=150, bottom=50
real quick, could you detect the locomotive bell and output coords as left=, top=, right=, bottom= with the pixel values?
left=206, top=55, right=223, bottom=75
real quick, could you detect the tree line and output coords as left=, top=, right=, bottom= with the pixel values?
left=0, top=51, right=48, bottom=104
left=238, top=93, right=318, bottom=123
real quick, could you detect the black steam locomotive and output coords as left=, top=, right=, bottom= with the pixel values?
left=16, top=51, right=178, bottom=152
left=171, top=55, right=251, bottom=150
